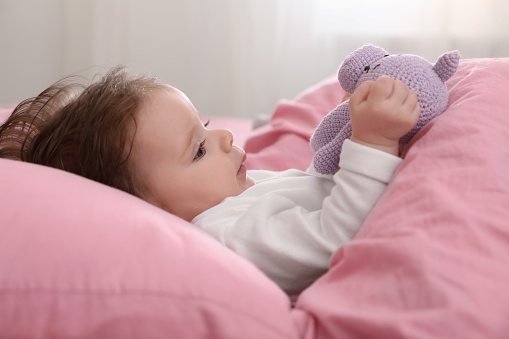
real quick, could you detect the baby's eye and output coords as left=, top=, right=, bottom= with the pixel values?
left=194, top=140, right=206, bottom=160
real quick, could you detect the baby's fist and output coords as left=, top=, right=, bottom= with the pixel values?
left=349, top=76, right=421, bottom=155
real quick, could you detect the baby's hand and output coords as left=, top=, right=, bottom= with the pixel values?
left=349, top=76, right=421, bottom=156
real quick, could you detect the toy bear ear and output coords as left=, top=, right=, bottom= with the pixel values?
left=338, top=44, right=388, bottom=94
left=433, top=50, right=460, bottom=82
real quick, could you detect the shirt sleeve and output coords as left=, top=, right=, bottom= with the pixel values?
left=319, top=139, right=402, bottom=246
left=196, top=139, right=402, bottom=294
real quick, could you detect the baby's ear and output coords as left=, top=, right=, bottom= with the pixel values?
left=338, top=44, right=387, bottom=94
left=433, top=50, right=460, bottom=82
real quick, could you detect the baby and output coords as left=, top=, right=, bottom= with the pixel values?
left=0, top=66, right=420, bottom=294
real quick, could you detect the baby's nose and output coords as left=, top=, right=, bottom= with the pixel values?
left=219, top=129, right=234, bottom=152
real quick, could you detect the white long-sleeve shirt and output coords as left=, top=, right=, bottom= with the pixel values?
left=192, top=140, right=402, bottom=294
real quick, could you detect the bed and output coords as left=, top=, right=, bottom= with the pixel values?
left=1, top=57, right=509, bottom=338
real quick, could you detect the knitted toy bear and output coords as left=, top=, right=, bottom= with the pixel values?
left=310, top=44, right=460, bottom=174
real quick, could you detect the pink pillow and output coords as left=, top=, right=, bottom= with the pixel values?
left=0, top=108, right=289, bottom=338
left=0, top=159, right=296, bottom=338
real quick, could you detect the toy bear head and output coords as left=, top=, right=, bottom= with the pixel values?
left=338, top=44, right=460, bottom=143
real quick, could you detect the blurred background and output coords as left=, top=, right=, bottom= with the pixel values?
left=1, top=0, right=508, bottom=118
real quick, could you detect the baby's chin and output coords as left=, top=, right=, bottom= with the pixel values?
left=245, top=175, right=256, bottom=189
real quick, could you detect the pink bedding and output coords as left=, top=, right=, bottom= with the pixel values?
left=1, top=57, right=509, bottom=338
left=247, top=58, right=509, bottom=338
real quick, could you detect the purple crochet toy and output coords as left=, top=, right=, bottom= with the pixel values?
left=310, top=44, right=460, bottom=174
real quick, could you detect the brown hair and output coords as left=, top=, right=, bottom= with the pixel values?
left=0, top=66, right=163, bottom=198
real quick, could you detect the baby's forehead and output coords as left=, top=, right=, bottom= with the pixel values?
left=148, top=84, right=189, bottom=101
left=160, top=83, right=178, bottom=93
left=165, top=86, right=195, bottom=110
left=139, top=85, right=174, bottom=106
left=139, top=84, right=196, bottom=118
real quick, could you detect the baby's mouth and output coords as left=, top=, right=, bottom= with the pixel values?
left=237, top=154, right=247, bottom=175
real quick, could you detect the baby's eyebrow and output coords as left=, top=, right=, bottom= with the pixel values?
left=197, top=110, right=210, bottom=127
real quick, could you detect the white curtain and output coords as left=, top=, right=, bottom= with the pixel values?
left=1, top=0, right=508, bottom=118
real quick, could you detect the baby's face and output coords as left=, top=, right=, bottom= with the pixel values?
left=132, top=86, right=255, bottom=222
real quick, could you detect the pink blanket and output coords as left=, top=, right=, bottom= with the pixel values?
left=247, top=58, right=509, bottom=338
